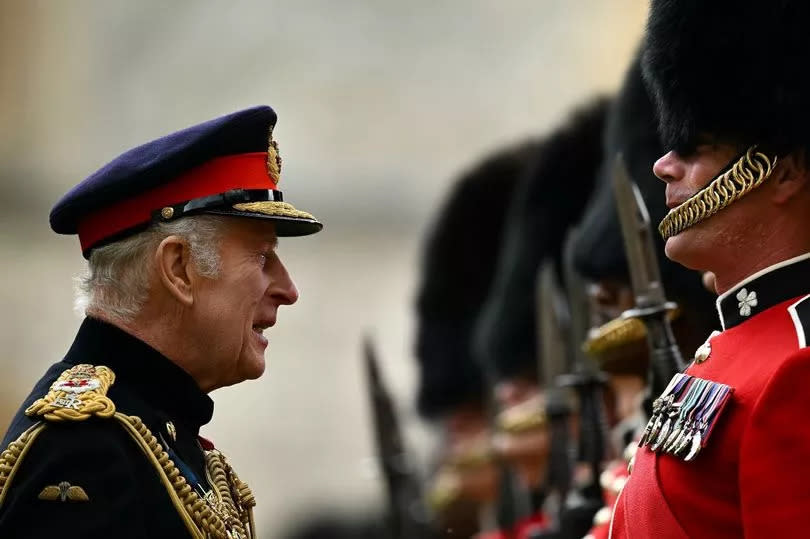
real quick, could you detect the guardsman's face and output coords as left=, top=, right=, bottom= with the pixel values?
left=653, top=142, right=759, bottom=270
left=192, top=219, right=298, bottom=389
left=589, top=279, right=635, bottom=326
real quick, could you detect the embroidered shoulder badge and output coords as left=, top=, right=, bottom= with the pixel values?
left=25, top=364, right=116, bottom=422
left=637, top=373, right=734, bottom=461
left=38, top=481, right=89, bottom=502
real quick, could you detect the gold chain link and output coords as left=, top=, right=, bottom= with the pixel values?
left=659, top=147, right=777, bottom=239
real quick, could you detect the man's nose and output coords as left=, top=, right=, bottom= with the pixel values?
left=268, top=258, right=299, bottom=305
left=653, top=150, right=685, bottom=183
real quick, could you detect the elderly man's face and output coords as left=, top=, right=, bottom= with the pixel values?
left=191, top=218, right=298, bottom=389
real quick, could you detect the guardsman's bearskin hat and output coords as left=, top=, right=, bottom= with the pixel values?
left=573, top=53, right=716, bottom=372
left=643, top=0, right=810, bottom=156
left=574, top=57, right=662, bottom=285
left=473, top=97, right=610, bottom=382
left=414, top=140, right=535, bottom=419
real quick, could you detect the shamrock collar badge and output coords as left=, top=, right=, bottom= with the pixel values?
left=737, top=288, right=758, bottom=317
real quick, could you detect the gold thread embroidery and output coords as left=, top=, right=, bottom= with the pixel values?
left=659, top=147, right=777, bottom=240
left=232, top=201, right=316, bottom=221
left=266, top=126, right=282, bottom=184
left=25, top=364, right=116, bottom=422
left=38, top=481, right=89, bottom=502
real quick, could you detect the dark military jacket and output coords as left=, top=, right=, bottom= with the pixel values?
left=0, top=317, right=254, bottom=538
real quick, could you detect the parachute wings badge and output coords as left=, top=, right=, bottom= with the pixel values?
left=38, top=481, right=89, bottom=502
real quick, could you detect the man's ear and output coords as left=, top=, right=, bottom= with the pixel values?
left=770, top=150, right=810, bottom=204
left=155, top=236, right=195, bottom=306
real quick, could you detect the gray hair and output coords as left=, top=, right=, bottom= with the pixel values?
left=75, top=215, right=226, bottom=322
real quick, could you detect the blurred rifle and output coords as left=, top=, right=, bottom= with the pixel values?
left=363, top=335, right=432, bottom=539
left=536, top=261, right=573, bottom=513
left=611, top=155, right=685, bottom=404
left=554, top=231, right=609, bottom=538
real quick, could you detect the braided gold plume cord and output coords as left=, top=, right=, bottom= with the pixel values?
left=658, top=146, right=777, bottom=240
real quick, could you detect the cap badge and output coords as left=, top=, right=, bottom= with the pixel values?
left=266, top=127, right=282, bottom=185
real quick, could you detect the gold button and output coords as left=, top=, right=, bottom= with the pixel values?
left=161, top=207, right=175, bottom=220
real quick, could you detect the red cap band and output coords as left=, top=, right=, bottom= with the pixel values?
left=77, top=152, right=275, bottom=252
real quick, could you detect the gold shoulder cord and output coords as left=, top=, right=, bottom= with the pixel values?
left=658, top=146, right=777, bottom=240
left=114, top=413, right=257, bottom=539
left=0, top=364, right=256, bottom=539
left=0, top=423, right=48, bottom=508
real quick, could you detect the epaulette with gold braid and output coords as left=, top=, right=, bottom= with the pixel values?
left=2, top=364, right=256, bottom=537
left=0, top=364, right=116, bottom=508
left=25, top=364, right=116, bottom=422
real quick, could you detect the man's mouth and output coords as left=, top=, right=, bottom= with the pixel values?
left=666, top=196, right=689, bottom=210
left=252, top=320, right=274, bottom=335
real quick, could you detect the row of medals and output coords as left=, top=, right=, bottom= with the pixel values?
left=637, top=373, right=733, bottom=462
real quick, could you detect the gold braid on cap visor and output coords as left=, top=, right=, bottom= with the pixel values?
left=658, top=146, right=778, bottom=240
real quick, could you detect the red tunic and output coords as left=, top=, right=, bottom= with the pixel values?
left=611, top=254, right=810, bottom=538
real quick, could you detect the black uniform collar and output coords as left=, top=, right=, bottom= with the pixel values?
left=64, top=317, right=214, bottom=429
left=716, top=253, right=810, bottom=330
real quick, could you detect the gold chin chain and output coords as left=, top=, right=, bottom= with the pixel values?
left=658, top=146, right=777, bottom=240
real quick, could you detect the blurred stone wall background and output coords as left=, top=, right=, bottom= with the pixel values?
left=0, top=0, right=647, bottom=535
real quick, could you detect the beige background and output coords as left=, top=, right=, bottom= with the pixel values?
left=0, top=1, right=647, bottom=535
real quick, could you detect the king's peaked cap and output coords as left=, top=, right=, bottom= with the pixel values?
left=51, top=105, right=321, bottom=256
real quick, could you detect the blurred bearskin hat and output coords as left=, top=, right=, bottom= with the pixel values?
left=642, top=0, right=810, bottom=155
left=414, top=140, right=536, bottom=419
left=472, top=97, right=610, bottom=382
left=573, top=51, right=717, bottom=372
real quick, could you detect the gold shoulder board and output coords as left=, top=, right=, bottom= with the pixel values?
left=25, top=364, right=116, bottom=422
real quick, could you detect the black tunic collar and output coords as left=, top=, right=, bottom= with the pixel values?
left=63, top=317, right=214, bottom=429
left=716, top=253, right=810, bottom=330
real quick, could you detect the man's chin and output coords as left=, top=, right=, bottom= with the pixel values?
left=242, top=356, right=267, bottom=380
left=664, top=229, right=705, bottom=271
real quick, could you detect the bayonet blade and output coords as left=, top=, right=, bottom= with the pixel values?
left=612, top=154, right=667, bottom=309
left=363, top=335, right=429, bottom=538
left=537, top=261, right=570, bottom=383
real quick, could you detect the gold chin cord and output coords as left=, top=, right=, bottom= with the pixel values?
left=658, top=146, right=778, bottom=240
